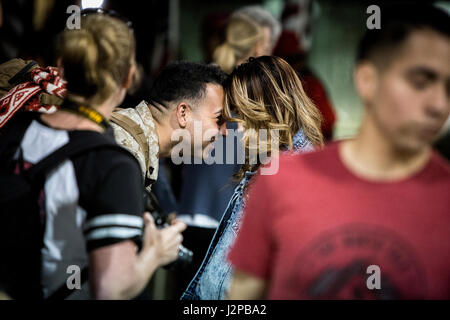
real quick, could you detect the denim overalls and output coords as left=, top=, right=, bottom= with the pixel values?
left=181, top=130, right=313, bottom=300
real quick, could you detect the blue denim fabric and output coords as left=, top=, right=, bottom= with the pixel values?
left=181, top=130, right=312, bottom=300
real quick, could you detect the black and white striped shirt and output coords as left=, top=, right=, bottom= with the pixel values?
left=18, top=118, right=144, bottom=299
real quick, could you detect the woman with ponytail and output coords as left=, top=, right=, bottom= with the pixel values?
left=213, top=14, right=268, bottom=74
left=1, top=11, right=185, bottom=299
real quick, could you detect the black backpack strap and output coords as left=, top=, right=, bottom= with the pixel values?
left=26, top=133, right=118, bottom=183
left=0, top=112, right=37, bottom=168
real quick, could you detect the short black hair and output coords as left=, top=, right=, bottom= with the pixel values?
left=356, top=4, right=450, bottom=65
left=148, top=61, right=227, bottom=108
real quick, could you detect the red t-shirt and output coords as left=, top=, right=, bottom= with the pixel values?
left=228, top=142, right=450, bottom=299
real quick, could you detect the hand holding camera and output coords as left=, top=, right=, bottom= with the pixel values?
left=143, top=191, right=193, bottom=269
left=142, top=212, right=187, bottom=268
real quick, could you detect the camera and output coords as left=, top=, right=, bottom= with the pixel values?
left=143, top=190, right=193, bottom=270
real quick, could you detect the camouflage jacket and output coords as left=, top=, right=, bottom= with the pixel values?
left=111, top=100, right=159, bottom=191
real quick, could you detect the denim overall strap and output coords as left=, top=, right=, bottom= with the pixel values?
left=180, top=173, right=252, bottom=300
left=180, top=179, right=245, bottom=300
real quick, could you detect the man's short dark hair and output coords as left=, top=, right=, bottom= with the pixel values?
left=356, top=4, right=450, bottom=66
left=148, top=61, right=227, bottom=108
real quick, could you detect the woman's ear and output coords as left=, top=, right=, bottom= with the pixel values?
left=123, top=63, right=137, bottom=90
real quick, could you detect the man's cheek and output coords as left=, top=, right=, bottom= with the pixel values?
left=373, top=104, right=399, bottom=137
left=380, top=85, right=411, bottom=123
left=203, top=125, right=219, bottom=142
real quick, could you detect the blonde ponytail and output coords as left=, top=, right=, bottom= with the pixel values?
left=59, top=29, right=99, bottom=97
left=58, top=14, right=135, bottom=105
left=213, top=15, right=262, bottom=73
left=213, top=42, right=236, bottom=74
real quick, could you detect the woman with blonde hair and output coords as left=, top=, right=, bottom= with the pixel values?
left=213, top=14, right=270, bottom=74
left=0, top=10, right=185, bottom=299
left=181, top=55, right=323, bottom=300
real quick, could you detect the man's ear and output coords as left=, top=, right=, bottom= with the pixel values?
left=354, top=62, right=378, bottom=105
left=175, top=102, right=191, bottom=128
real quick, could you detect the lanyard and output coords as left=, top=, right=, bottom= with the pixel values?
left=60, top=100, right=110, bottom=130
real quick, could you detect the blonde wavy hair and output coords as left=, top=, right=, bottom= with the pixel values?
left=213, top=14, right=263, bottom=74
left=223, top=56, right=324, bottom=181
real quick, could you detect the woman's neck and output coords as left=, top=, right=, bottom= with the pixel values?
left=41, top=94, right=118, bottom=132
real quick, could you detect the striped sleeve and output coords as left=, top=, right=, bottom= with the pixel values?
left=84, top=214, right=143, bottom=243
left=81, top=148, right=145, bottom=252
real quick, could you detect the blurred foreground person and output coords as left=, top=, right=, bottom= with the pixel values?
left=0, top=11, right=185, bottom=299
left=181, top=56, right=323, bottom=299
left=228, top=5, right=450, bottom=299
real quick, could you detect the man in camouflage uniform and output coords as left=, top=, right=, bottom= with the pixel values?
left=111, top=61, right=227, bottom=191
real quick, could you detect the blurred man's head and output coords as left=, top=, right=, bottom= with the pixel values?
left=148, top=61, right=227, bottom=157
left=354, top=5, right=450, bottom=154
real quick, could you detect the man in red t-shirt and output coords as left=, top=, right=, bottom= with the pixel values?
left=227, top=5, right=450, bottom=299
